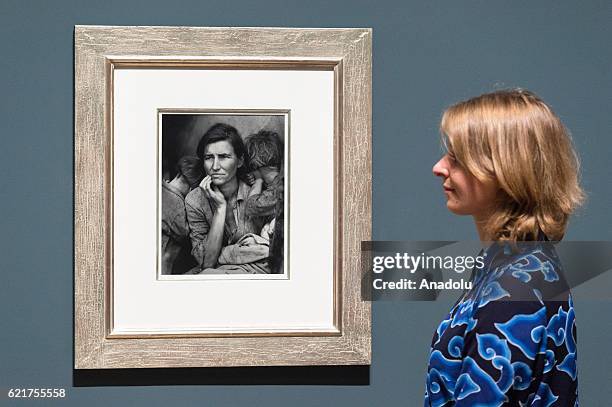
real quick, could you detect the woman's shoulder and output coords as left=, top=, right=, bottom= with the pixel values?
left=184, top=187, right=209, bottom=210
left=237, top=180, right=251, bottom=194
left=461, top=243, right=572, bottom=338
left=487, top=243, right=569, bottom=303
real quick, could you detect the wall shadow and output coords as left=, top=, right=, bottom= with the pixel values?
left=73, top=365, right=370, bottom=386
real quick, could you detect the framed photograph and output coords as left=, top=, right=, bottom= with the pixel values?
left=74, top=25, right=371, bottom=368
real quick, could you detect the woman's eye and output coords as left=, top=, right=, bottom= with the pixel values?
left=447, top=153, right=462, bottom=167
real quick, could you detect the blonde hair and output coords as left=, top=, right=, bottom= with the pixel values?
left=441, top=89, right=585, bottom=241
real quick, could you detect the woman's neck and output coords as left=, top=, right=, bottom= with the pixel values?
left=218, top=177, right=239, bottom=200
left=473, top=214, right=493, bottom=242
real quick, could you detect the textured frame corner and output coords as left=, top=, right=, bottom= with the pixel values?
left=74, top=25, right=372, bottom=369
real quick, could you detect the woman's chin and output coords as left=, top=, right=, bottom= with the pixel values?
left=446, top=201, right=469, bottom=216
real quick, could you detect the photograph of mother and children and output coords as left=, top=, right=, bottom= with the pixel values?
left=160, top=114, right=286, bottom=276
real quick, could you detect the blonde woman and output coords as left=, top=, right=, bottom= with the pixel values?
left=425, top=90, right=583, bottom=406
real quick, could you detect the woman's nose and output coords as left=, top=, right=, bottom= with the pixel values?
left=211, top=157, right=220, bottom=171
left=432, top=156, right=450, bottom=178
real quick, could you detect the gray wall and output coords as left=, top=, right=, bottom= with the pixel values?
left=2, top=0, right=611, bottom=405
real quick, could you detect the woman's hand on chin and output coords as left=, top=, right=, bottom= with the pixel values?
left=200, top=175, right=227, bottom=211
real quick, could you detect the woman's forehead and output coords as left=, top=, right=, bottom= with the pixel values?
left=204, top=140, right=235, bottom=155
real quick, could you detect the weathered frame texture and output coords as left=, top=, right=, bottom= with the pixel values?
left=74, top=25, right=372, bottom=369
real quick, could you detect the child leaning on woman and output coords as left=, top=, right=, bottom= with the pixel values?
left=244, top=130, right=285, bottom=274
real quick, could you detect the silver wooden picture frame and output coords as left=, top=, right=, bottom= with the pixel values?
left=74, top=25, right=371, bottom=369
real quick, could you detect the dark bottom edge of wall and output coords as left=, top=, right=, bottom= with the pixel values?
left=73, top=365, right=370, bottom=386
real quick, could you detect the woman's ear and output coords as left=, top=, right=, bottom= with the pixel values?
left=237, top=157, right=244, bottom=168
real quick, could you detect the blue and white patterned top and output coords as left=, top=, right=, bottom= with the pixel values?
left=424, top=242, right=578, bottom=406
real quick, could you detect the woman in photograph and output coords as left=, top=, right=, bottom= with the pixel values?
left=425, top=89, right=583, bottom=406
left=185, top=123, right=269, bottom=273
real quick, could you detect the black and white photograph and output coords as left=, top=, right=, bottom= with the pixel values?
left=159, top=112, right=288, bottom=277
